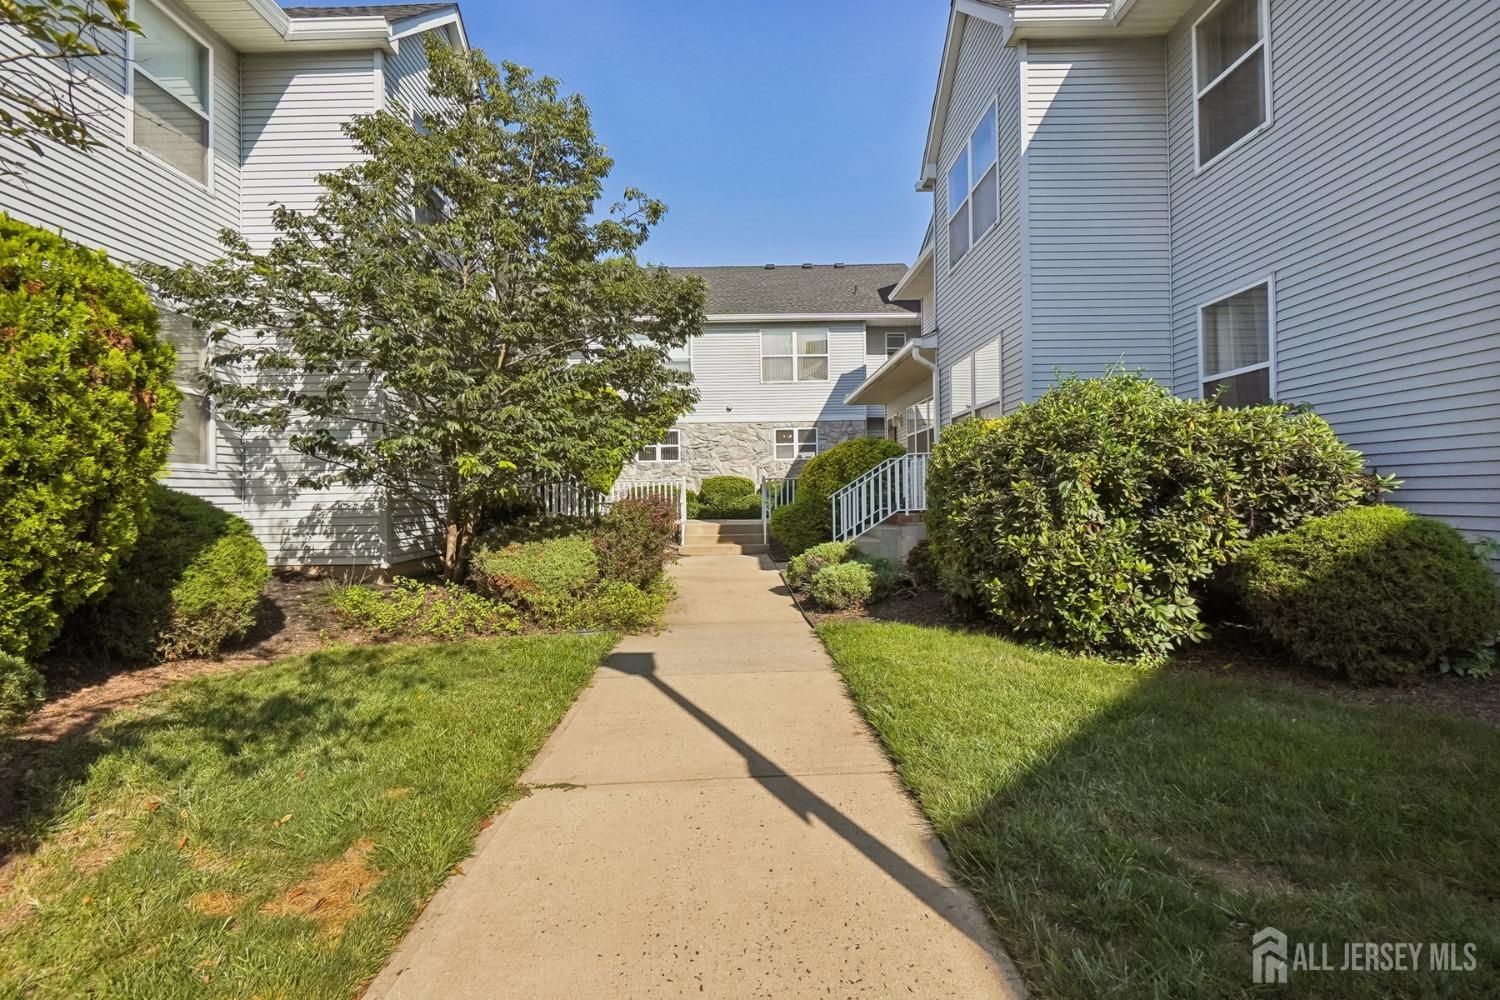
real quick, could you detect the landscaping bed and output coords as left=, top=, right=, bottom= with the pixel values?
left=0, top=634, right=614, bottom=998
left=818, top=619, right=1500, bottom=999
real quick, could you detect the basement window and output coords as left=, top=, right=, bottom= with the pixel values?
left=773, top=428, right=818, bottom=460
left=636, top=429, right=682, bottom=463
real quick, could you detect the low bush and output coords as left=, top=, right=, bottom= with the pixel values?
left=593, top=494, right=677, bottom=587
left=471, top=534, right=599, bottom=610
left=808, top=556, right=897, bottom=612
left=0, top=653, right=45, bottom=736
left=1233, top=506, right=1500, bottom=683
left=686, top=490, right=703, bottom=519
left=905, top=539, right=938, bottom=589
left=786, top=541, right=858, bottom=590
left=67, top=486, right=270, bottom=663
left=329, top=579, right=521, bottom=640
left=770, top=438, right=905, bottom=554
left=699, top=475, right=755, bottom=507
left=559, top=577, right=675, bottom=632
left=926, top=372, right=1389, bottom=661
left=0, top=217, right=178, bottom=659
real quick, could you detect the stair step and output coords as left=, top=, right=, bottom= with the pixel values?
left=680, top=542, right=770, bottom=556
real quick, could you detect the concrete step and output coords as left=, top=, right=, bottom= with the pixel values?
left=680, top=542, right=770, bottom=556
left=683, top=519, right=763, bottom=543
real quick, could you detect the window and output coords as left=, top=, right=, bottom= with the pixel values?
left=773, top=428, right=818, bottom=460
left=130, top=0, right=211, bottom=184
left=901, top=400, right=934, bottom=455
left=946, top=337, right=1001, bottom=421
left=636, top=429, right=682, bottom=463
left=1193, top=0, right=1270, bottom=168
left=1200, top=280, right=1273, bottom=406
left=761, top=330, right=828, bottom=382
left=947, top=102, right=999, bottom=268
left=631, top=334, right=691, bottom=374
left=885, top=331, right=915, bottom=357
left=160, top=311, right=214, bottom=467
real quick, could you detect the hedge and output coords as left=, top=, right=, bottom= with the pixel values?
left=926, top=372, right=1388, bottom=660
left=67, top=486, right=270, bottom=663
left=0, top=654, right=45, bottom=737
left=1233, top=506, right=1500, bottom=683
left=0, top=217, right=178, bottom=659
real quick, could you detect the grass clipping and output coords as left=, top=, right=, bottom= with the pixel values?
left=259, top=838, right=380, bottom=940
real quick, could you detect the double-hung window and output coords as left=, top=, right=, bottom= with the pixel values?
left=946, top=101, right=999, bottom=268
left=130, top=0, right=212, bottom=184
left=1200, top=280, right=1273, bottom=406
left=160, top=311, right=214, bottom=468
left=636, top=429, right=682, bottom=463
left=1193, top=0, right=1271, bottom=168
left=885, top=331, right=914, bottom=357
left=631, top=334, right=691, bottom=374
left=773, top=428, right=818, bottom=460
left=761, top=330, right=828, bottom=382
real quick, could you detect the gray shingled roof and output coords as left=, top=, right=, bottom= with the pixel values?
left=668, top=264, right=916, bottom=316
left=282, top=3, right=453, bottom=19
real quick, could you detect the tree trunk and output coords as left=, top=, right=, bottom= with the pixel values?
left=442, top=505, right=477, bottom=582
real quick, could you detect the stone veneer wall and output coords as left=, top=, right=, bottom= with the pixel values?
left=618, top=421, right=869, bottom=489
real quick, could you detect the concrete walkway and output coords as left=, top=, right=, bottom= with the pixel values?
left=365, top=553, right=1025, bottom=999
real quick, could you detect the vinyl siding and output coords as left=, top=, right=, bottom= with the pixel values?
left=683, top=322, right=875, bottom=424
left=932, top=16, right=1024, bottom=423
left=1024, top=38, right=1172, bottom=396
left=1165, top=0, right=1500, bottom=545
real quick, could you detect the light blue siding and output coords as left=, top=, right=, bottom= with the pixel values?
left=1164, top=0, right=1500, bottom=545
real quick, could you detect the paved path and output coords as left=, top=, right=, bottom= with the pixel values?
left=365, top=553, right=1025, bottom=999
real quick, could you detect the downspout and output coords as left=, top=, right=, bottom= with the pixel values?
left=911, top=342, right=940, bottom=444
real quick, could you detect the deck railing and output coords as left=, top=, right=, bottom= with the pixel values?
left=535, top=478, right=688, bottom=542
left=829, top=454, right=928, bottom=542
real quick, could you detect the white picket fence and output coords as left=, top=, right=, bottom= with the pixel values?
left=759, top=476, right=798, bottom=545
left=535, top=478, right=689, bottom=542
left=830, top=454, right=928, bottom=542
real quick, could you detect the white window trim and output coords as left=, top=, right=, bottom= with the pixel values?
left=167, top=386, right=218, bottom=472
left=885, top=331, right=912, bottom=357
left=772, top=427, right=819, bottom=461
left=1191, top=0, right=1273, bottom=174
left=947, top=98, right=1000, bottom=271
left=636, top=428, right=682, bottom=464
left=126, top=0, right=215, bottom=191
left=1197, top=274, right=1277, bottom=403
left=760, top=330, right=829, bottom=384
left=945, top=342, right=1002, bottom=422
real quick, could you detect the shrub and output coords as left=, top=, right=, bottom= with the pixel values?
left=65, top=486, right=270, bottom=663
left=699, top=475, right=755, bottom=507
left=808, top=556, right=898, bottom=611
left=770, top=438, right=905, bottom=554
left=593, top=494, right=678, bottom=587
left=707, top=492, right=762, bottom=520
left=0, top=218, right=178, bottom=659
left=1233, top=506, right=1500, bottom=683
left=686, top=490, right=703, bottom=519
left=0, top=654, right=45, bottom=736
left=471, top=534, right=599, bottom=610
left=560, top=577, right=675, bottom=632
left=926, top=373, right=1388, bottom=660
left=786, top=541, right=858, bottom=590
left=905, top=539, right=938, bottom=589
left=329, top=579, right=520, bottom=640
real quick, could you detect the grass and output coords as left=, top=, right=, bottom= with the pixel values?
left=817, top=620, right=1500, bottom=999
left=0, top=634, right=615, bottom=999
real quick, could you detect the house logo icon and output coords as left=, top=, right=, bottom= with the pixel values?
left=1253, top=927, right=1289, bottom=984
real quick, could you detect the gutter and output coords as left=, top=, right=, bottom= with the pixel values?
left=909, top=341, right=941, bottom=444
left=242, top=0, right=400, bottom=52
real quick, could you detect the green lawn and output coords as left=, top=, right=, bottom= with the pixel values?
left=818, top=620, right=1500, bottom=999
left=0, top=635, right=614, bottom=999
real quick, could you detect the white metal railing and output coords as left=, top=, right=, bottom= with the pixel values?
left=830, top=454, right=928, bottom=542
left=536, top=478, right=688, bottom=542
left=760, top=476, right=798, bottom=545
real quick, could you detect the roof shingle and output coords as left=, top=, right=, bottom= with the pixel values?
left=668, top=264, right=916, bottom=316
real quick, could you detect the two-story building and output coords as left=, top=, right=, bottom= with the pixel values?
left=620, top=263, right=920, bottom=487
left=850, top=0, right=1498, bottom=554
left=1, top=1, right=467, bottom=571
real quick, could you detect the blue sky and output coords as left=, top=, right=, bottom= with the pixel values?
left=453, top=0, right=946, bottom=268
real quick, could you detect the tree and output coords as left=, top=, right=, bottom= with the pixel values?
left=0, top=0, right=138, bottom=174
left=143, top=37, right=704, bottom=579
